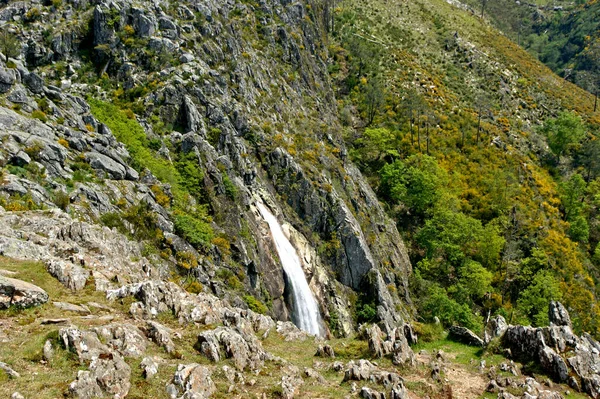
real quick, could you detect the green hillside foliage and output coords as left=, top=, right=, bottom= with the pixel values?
left=332, top=0, right=600, bottom=335
left=89, top=100, right=214, bottom=251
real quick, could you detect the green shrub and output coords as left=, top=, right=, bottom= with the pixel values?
left=412, top=322, right=444, bottom=343
left=52, top=190, right=70, bottom=210
left=222, top=174, right=237, bottom=200
left=31, top=110, right=47, bottom=122
left=173, top=211, right=213, bottom=251
left=243, top=295, right=268, bottom=314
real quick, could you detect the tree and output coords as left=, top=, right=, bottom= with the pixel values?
left=459, top=260, right=493, bottom=301
left=356, top=127, right=399, bottom=162
left=401, top=89, right=427, bottom=148
left=559, top=173, right=586, bottom=221
left=517, top=270, right=562, bottom=326
left=379, top=154, right=447, bottom=216
left=474, top=93, right=492, bottom=145
left=540, top=111, right=586, bottom=160
left=577, top=138, right=600, bottom=181
left=0, top=28, right=20, bottom=62
left=364, top=77, right=384, bottom=126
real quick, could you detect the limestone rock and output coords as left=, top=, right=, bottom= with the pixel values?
left=548, top=301, right=571, bottom=328
left=23, top=73, right=44, bottom=94
left=0, top=276, right=48, bottom=309
left=448, top=325, right=484, bottom=347
left=360, top=387, right=385, bottom=399
left=315, top=344, right=335, bottom=358
left=485, top=315, right=508, bottom=344
left=140, top=357, right=158, bottom=379
left=69, top=356, right=131, bottom=399
left=366, top=324, right=384, bottom=358
left=172, top=364, right=216, bottom=399
left=92, top=323, right=148, bottom=358
left=196, top=326, right=269, bottom=372
left=146, top=320, right=176, bottom=354
left=502, top=303, right=600, bottom=398
left=391, top=327, right=416, bottom=367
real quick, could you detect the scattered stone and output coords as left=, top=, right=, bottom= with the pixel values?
left=0, top=361, right=20, bottom=378
left=0, top=276, right=48, bottom=309
left=41, top=318, right=70, bottom=325
left=146, top=320, right=175, bottom=354
left=140, top=357, right=158, bottom=379
left=448, top=325, right=484, bottom=347
left=11, top=393, right=24, bottom=399
left=53, top=301, right=91, bottom=314
left=43, top=339, right=54, bottom=361
left=315, top=344, right=335, bottom=358
left=360, top=386, right=385, bottom=399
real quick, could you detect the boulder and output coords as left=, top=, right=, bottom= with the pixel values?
left=0, top=276, right=48, bottom=309
left=23, top=72, right=44, bottom=94
left=86, top=152, right=128, bottom=180
left=196, top=326, right=268, bottom=372
left=0, top=67, right=16, bottom=93
left=360, top=387, right=385, bottom=399
left=171, top=364, right=215, bottom=399
left=448, top=325, right=484, bottom=347
left=315, top=344, right=335, bottom=358
left=146, top=320, right=175, bottom=354
left=92, top=323, right=148, bottom=358
left=140, top=357, right=158, bottom=379
left=69, top=356, right=131, bottom=399
left=366, top=324, right=384, bottom=358
left=484, top=315, right=508, bottom=344
left=61, top=326, right=132, bottom=398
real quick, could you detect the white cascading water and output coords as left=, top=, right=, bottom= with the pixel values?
left=257, top=202, right=324, bottom=336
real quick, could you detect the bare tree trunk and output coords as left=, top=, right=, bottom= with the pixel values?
left=477, top=111, right=482, bottom=144
left=426, top=122, right=430, bottom=155
left=417, top=114, right=421, bottom=152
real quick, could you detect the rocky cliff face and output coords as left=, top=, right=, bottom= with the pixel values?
left=0, top=0, right=412, bottom=335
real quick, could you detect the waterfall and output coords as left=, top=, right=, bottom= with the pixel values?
left=257, top=202, right=324, bottom=336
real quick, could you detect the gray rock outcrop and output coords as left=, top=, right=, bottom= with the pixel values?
left=502, top=302, right=600, bottom=398
left=0, top=276, right=48, bottom=309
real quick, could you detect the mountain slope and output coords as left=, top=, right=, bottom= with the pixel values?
left=331, top=0, right=600, bottom=335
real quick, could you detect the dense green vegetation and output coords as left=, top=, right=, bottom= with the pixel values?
left=331, top=0, right=600, bottom=335
left=89, top=100, right=214, bottom=252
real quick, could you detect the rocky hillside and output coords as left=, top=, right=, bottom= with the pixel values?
left=2, top=0, right=600, bottom=397
left=0, top=0, right=413, bottom=337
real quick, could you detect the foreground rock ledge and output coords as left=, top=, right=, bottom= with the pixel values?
left=0, top=275, right=49, bottom=309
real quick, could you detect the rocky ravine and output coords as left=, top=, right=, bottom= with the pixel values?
left=0, top=0, right=411, bottom=337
